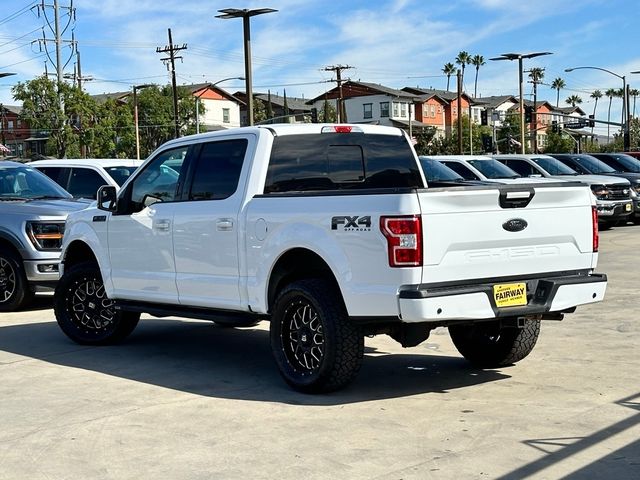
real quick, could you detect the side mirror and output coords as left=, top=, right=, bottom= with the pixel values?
left=97, top=185, right=117, bottom=212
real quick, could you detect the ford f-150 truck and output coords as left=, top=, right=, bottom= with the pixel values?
left=54, top=124, right=607, bottom=393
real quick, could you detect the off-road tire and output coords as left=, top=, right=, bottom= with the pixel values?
left=448, top=319, right=541, bottom=368
left=270, top=279, right=364, bottom=393
left=0, top=247, right=34, bottom=312
left=54, top=261, right=140, bottom=345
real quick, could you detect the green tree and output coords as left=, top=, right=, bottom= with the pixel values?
left=544, top=127, right=575, bottom=153
left=89, top=98, right=135, bottom=158
left=253, top=97, right=267, bottom=124
left=12, top=75, right=95, bottom=158
left=471, top=54, right=485, bottom=98
left=565, top=94, right=583, bottom=107
left=320, top=98, right=337, bottom=123
left=551, top=77, right=565, bottom=107
left=135, top=85, right=196, bottom=156
left=442, top=62, right=456, bottom=91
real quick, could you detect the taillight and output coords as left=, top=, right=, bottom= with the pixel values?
left=380, top=215, right=423, bottom=267
left=592, top=205, right=599, bottom=252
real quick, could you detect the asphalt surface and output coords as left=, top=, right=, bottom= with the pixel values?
left=1, top=225, right=639, bottom=479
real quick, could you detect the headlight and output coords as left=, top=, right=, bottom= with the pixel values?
left=590, top=185, right=610, bottom=199
left=26, top=221, right=65, bottom=250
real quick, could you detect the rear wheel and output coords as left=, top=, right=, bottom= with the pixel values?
left=0, top=247, right=33, bottom=312
left=448, top=319, right=540, bottom=368
left=54, top=262, right=140, bottom=345
left=270, top=279, right=364, bottom=393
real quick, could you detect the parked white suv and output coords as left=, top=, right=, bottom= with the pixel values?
left=28, top=159, right=143, bottom=199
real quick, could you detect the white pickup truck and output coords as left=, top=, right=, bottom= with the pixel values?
left=54, top=124, right=607, bottom=393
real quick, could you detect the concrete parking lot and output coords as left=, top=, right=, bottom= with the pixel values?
left=1, top=226, right=639, bottom=480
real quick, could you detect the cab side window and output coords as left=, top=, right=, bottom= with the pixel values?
left=504, top=160, right=535, bottom=177
left=67, top=168, right=107, bottom=199
left=443, top=161, right=479, bottom=180
left=130, top=147, right=188, bottom=209
left=188, top=139, right=248, bottom=200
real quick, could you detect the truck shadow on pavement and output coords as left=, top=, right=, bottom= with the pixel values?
left=0, top=318, right=510, bottom=405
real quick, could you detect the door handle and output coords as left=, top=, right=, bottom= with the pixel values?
left=154, top=220, right=171, bottom=231
left=216, top=219, right=234, bottom=231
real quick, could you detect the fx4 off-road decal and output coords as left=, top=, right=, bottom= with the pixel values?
left=331, top=215, right=372, bottom=231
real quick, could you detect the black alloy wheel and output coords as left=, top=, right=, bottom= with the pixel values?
left=55, top=262, right=139, bottom=345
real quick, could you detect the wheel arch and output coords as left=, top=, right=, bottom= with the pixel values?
left=0, top=235, right=22, bottom=258
left=62, top=240, right=99, bottom=271
left=267, top=248, right=343, bottom=313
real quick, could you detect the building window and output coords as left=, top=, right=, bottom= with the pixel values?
left=380, top=102, right=389, bottom=117
left=400, top=103, right=407, bottom=118
left=222, top=108, right=230, bottom=124
left=430, top=105, right=436, bottom=118
left=363, top=103, right=372, bottom=119
left=7, top=120, right=14, bottom=130
left=393, top=102, right=399, bottom=117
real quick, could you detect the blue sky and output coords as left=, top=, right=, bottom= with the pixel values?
left=1, top=0, right=639, bottom=135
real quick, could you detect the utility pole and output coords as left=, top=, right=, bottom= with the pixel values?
left=32, top=1, right=76, bottom=81
left=457, top=70, right=463, bottom=154
left=324, top=65, right=353, bottom=122
left=157, top=28, right=187, bottom=138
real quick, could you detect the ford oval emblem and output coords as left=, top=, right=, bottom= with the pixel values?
left=503, top=218, right=528, bottom=232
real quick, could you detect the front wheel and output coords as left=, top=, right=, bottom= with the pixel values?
left=270, top=279, right=364, bottom=393
left=54, top=262, right=140, bottom=345
left=448, top=319, right=540, bottom=368
left=0, top=247, right=33, bottom=312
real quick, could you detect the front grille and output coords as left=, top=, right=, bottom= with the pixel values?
left=607, top=185, right=631, bottom=200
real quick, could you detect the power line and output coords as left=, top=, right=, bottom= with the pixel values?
left=324, top=65, right=353, bottom=122
left=0, top=1, right=37, bottom=27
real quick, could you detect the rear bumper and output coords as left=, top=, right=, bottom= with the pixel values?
left=398, top=273, right=607, bottom=323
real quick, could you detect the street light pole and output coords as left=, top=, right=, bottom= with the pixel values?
left=133, top=84, right=154, bottom=160
left=216, top=8, right=277, bottom=127
left=490, top=52, right=552, bottom=154
left=566, top=66, right=630, bottom=151
left=195, top=76, right=244, bottom=134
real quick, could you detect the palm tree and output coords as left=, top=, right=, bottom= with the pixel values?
left=565, top=95, right=583, bottom=107
left=630, top=88, right=640, bottom=118
left=471, top=54, right=485, bottom=98
left=442, top=62, right=456, bottom=91
left=551, top=77, right=565, bottom=107
left=455, top=51, right=471, bottom=85
left=528, top=67, right=544, bottom=83
left=590, top=90, right=602, bottom=134
left=605, top=88, right=616, bottom=142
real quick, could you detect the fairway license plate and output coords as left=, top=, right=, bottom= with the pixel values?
left=493, top=283, right=527, bottom=308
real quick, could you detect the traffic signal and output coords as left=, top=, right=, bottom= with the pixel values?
left=481, top=134, right=493, bottom=153
left=588, top=114, right=595, bottom=127
left=524, top=105, right=533, bottom=123
left=480, top=110, right=488, bottom=126
left=551, top=121, right=558, bottom=133
left=310, top=107, right=318, bottom=123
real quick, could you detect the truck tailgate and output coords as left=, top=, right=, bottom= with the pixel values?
left=418, top=183, right=596, bottom=284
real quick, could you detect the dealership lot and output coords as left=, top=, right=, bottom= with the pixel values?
left=1, top=227, right=638, bottom=480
